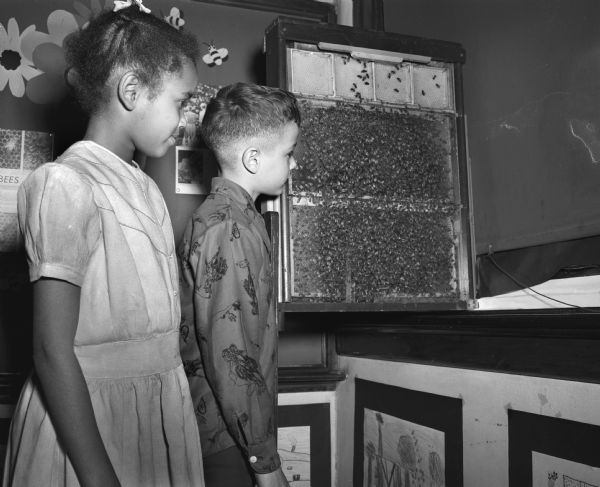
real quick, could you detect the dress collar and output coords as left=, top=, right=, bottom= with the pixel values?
left=61, top=140, right=170, bottom=255
left=72, top=141, right=141, bottom=179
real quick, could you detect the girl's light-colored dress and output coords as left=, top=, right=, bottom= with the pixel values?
left=2, top=141, right=205, bottom=486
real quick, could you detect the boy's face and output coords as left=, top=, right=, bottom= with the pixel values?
left=256, top=122, right=299, bottom=196
left=133, top=60, right=198, bottom=158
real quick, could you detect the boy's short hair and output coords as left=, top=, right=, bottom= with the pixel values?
left=201, top=83, right=301, bottom=166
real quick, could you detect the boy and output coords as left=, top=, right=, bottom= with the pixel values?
left=179, top=82, right=300, bottom=487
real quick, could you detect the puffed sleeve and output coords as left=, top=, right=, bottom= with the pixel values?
left=17, top=163, right=101, bottom=286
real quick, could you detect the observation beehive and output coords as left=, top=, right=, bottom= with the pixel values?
left=264, top=19, right=475, bottom=311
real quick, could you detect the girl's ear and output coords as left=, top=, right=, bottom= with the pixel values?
left=117, top=71, right=141, bottom=111
left=241, top=147, right=260, bottom=174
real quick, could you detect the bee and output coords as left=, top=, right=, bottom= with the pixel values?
left=165, top=7, right=185, bottom=30
left=202, top=42, right=229, bottom=66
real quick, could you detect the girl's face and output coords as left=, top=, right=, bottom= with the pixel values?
left=133, top=60, right=198, bottom=158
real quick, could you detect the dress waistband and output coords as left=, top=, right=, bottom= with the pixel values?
left=74, top=330, right=181, bottom=379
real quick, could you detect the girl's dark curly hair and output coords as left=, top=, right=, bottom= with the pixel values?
left=64, top=6, right=199, bottom=114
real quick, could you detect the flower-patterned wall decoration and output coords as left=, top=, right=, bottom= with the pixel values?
left=24, top=9, right=80, bottom=104
left=0, top=18, right=42, bottom=99
left=2, top=0, right=229, bottom=105
left=0, top=4, right=95, bottom=104
left=1, top=0, right=97, bottom=135
left=0, top=1, right=235, bottom=136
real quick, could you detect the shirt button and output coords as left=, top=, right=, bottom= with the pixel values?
left=174, top=291, right=178, bottom=296
left=249, top=456, right=257, bottom=464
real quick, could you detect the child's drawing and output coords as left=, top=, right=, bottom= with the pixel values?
left=563, top=476, right=599, bottom=487
left=363, top=408, right=445, bottom=487
left=532, top=451, right=600, bottom=487
left=278, top=426, right=311, bottom=486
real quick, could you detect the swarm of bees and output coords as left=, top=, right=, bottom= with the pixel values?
left=289, top=101, right=458, bottom=302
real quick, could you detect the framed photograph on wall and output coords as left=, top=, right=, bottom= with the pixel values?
left=509, top=409, right=600, bottom=486
left=277, top=401, right=331, bottom=487
left=175, top=146, right=218, bottom=195
left=0, top=129, right=53, bottom=252
left=354, top=378, right=463, bottom=487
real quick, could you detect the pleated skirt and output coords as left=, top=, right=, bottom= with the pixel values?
left=2, top=330, right=205, bottom=487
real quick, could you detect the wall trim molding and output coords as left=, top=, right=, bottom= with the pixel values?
left=190, top=0, right=337, bottom=23
left=279, top=367, right=346, bottom=392
left=332, top=309, right=600, bottom=383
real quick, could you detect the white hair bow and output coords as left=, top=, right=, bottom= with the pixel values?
left=113, top=0, right=151, bottom=14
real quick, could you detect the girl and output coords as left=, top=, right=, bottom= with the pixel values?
left=2, top=3, right=205, bottom=486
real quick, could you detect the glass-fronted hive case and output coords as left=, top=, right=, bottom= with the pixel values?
left=264, top=18, right=475, bottom=311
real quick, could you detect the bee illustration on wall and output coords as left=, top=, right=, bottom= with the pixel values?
left=164, top=7, right=185, bottom=30
left=202, top=42, right=229, bottom=66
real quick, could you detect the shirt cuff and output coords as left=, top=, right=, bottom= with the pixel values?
left=245, top=437, right=281, bottom=474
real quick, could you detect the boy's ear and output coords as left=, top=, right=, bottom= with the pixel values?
left=241, top=147, right=260, bottom=174
left=117, top=71, right=142, bottom=111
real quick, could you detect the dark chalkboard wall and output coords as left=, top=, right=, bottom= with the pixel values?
left=384, top=0, right=600, bottom=254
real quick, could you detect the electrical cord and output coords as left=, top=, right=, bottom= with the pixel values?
left=486, top=252, right=600, bottom=313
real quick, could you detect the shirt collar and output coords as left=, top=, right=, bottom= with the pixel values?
left=211, top=177, right=258, bottom=215
left=210, top=177, right=271, bottom=252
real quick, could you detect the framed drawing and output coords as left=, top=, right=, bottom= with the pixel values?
left=354, top=378, right=463, bottom=487
left=278, top=402, right=331, bottom=487
left=509, top=409, right=600, bottom=486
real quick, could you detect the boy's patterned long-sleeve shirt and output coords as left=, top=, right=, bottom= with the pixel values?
left=178, top=177, right=280, bottom=474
